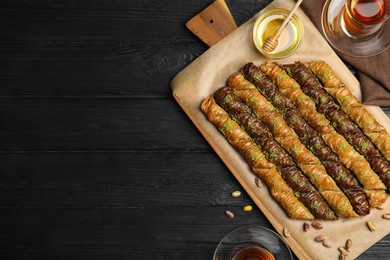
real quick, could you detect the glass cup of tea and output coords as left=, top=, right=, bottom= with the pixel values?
left=322, top=0, right=390, bottom=57
left=213, top=226, right=293, bottom=260
left=343, top=0, right=390, bottom=37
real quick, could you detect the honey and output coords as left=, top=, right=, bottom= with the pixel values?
left=253, top=9, right=304, bottom=59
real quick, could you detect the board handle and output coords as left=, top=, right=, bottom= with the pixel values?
left=186, top=0, right=237, bottom=47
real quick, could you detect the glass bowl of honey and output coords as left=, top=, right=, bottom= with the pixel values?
left=253, top=8, right=304, bottom=59
left=213, top=225, right=293, bottom=260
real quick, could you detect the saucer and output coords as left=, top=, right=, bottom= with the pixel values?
left=213, top=225, right=293, bottom=260
left=322, top=0, right=390, bottom=57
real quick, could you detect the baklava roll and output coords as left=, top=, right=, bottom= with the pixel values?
left=260, top=62, right=332, bottom=134
left=201, top=96, right=314, bottom=220
left=228, top=72, right=358, bottom=217
left=214, top=86, right=337, bottom=219
left=282, top=62, right=390, bottom=193
left=308, top=61, right=390, bottom=162
left=228, top=72, right=320, bottom=166
left=261, top=62, right=387, bottom=206
left=241, top=63, right=371, bottom=214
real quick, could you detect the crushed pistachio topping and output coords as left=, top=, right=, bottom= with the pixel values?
left=247, top=118, right=258, bottom=133
left=321, top=69, right=332, bottom=79
left=359, top=139, right=370, bottom=152
left=221, top=121, right=234, bottom=135
left=327, top=211, right=336, bottom=219
left=310, top=173, right=320, bottom=183
left=248, top=95, right=258, bottom=106
left=320, top=95, right=329, bottom=104
left=335, top=115, right=347, bottom=127
left=291, top=203, right=298, bottom=212
left=339, top=95, right=352, bottom=104
left=360, top=172, right=370, bottom=180
left=268, top=151, right=278, bottom=160
left=292, top=144, right=301, bottom=155
left=338, top=141, right=347, bottom=152
left=314, top=142, right=322, bottom=150
left=336, top=202, right=348, bottom=212
left=223, top=94, right=235, bottom=108
left=277, top=73, right=286, bottom=81
left=335, top=171, right=347, bottom=181
left=301, top=72, right=309, bottom=80
left=362, top=116, right=373, bottom=127
left=310, top=201, right=321, bottom=211
left=273, top=94, right=282, bottom=105
left=297, top=95, right=310, bottom=105
left=271, top=118, right=279, bottom=129
left=315, top=117, right=328, bottom=126
left=250, top=151, right=261, bottom=162
left=290, top=173, right=298, bottom=184
left=290, top=115, right=298, bottom=124
left=252, top=72, right=263, bottom=82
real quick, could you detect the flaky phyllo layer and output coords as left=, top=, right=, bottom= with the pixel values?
left=201, top=61, right=390, bottom=220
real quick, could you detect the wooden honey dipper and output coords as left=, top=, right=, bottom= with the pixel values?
left=262, top=0, right=303, bottom=53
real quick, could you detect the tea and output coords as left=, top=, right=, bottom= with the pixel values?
left=232, top=245, right=275, bottom=260
left=343, top=0, right=388, bottom=35
left=350, top=0, right=387, bottom=23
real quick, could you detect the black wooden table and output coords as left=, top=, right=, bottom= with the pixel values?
left=0, top=0, right=388, bottom=259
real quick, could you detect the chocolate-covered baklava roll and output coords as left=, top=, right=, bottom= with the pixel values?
left=260, top=62, right=387, bottom=207
left=201, top=96, right=314, bottom=220
left=228, top=72, right=358, bottom=217
left=282, top=62, right=390, bottom=192
left=308, top=61, right=390, bottom=162
left=241, top=63, right=372, bottom=214
left=214, top=86, right=337, bottom=219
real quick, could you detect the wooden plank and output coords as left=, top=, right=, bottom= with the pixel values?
left=0, top=151, right=388, bottom=259
left=0, top=0, right=271, bottom=98
left=0, top=207, right=387, bottom=259
left=0, top=42, right=206, bottom=97
left=0, top=206, right=270, bottom=259
left=0, top=150, right=271, bottom=258
left=0, top=98, right=210, bottom=151
left=0, top=152, right=250, bottom=208
left=0, top=0, right=270, bottom=42
left=0, top=0, right=272, bottom=98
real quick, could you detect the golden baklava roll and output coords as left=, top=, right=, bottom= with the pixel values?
left=282, top=61, right=390, bottom=193
left=240, top=63, right=372, bottom=215
left=307, top=61, right=390, bottom=162
left=201, top=96, right=314, bottom=220
left=228, top=71, right=358, bottom=218
left=214, top=86, right=337, bottom=219
left=261, top=62, right=387, bottom=207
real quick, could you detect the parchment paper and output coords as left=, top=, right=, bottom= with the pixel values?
left=171, top=0, right=390, bottom=259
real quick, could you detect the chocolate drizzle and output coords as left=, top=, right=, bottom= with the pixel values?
left=214, top=86, right=336, bottom=219
left=242, top=62, right=370, bottom=216
left=282, top=62, right=390, bottom=192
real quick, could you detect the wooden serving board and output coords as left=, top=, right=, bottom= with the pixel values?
left=171, top=0, right=390, bottom=259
